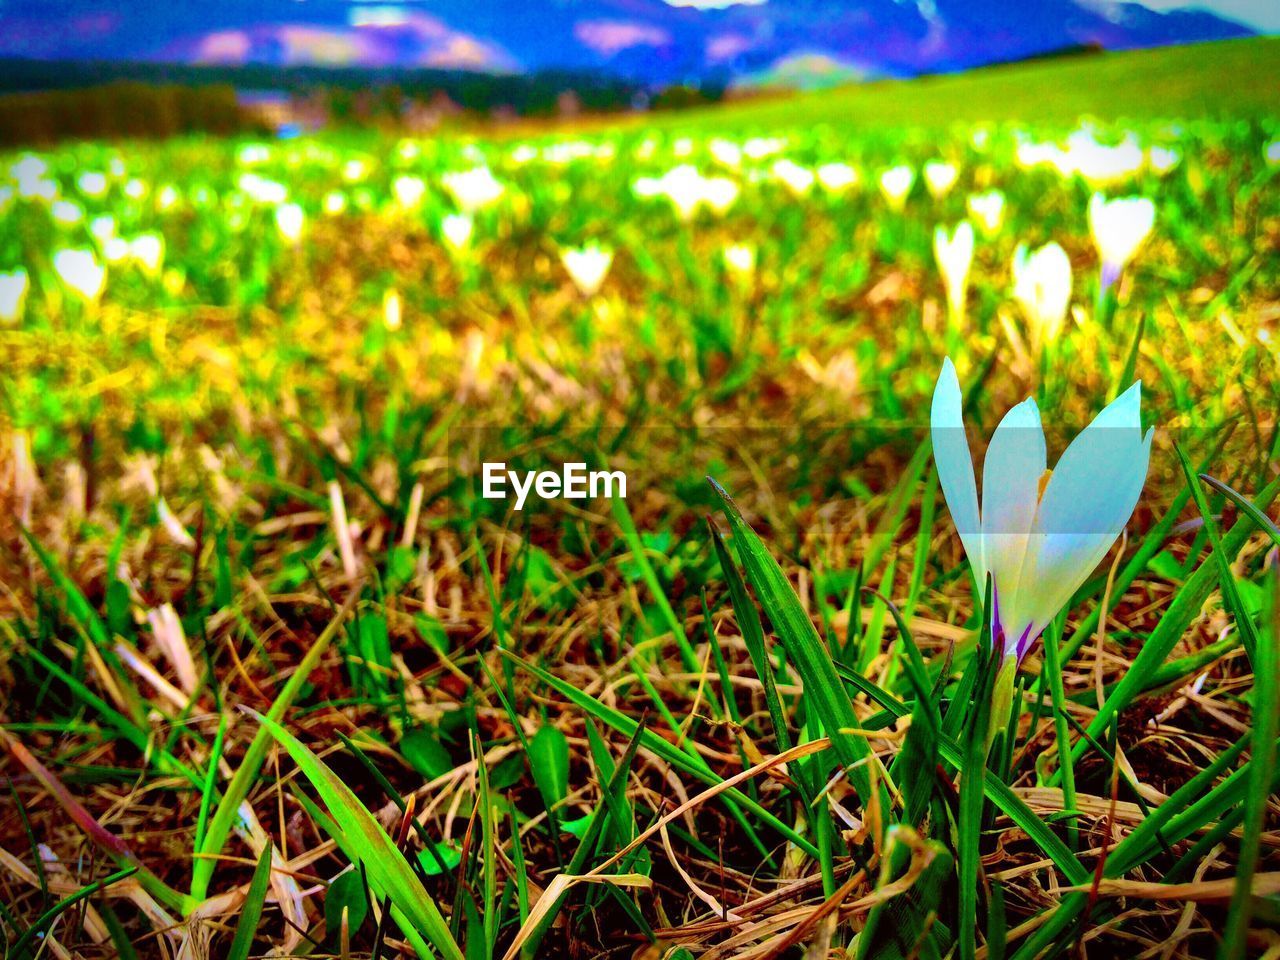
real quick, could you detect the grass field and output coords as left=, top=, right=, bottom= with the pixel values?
left=1, top=38, right=1279, bottom=960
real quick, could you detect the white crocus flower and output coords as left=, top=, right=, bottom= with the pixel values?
left=966, top=190, right=1005, bottom=237
left=1011, top=242, right=1072, bottom=344
left=0, top=268, right=29, bottom=323
left=51, top=200, right=84, bottom=226
left=442, top=167, right=504, bottom=212
left=77, top=171, right=108, bottom=197
left=441, top=213, right=474, bottom=254
left=642, top=165, right=739, bottom=220
left=1088, top=193, right=1155, bottom=289
left=771, top=159, right=815, bottom=198
left=816, top=162, right=859, bottom=194
left=931, top=356, right=1152, bottom=665
left=560, top=244, right=613, bottom=298
left=1147, top=146, right=1180, bottom=175
left=701, top=175, right=740, bottom=216
left=933, top=222, right=975, bottom=325
left=878, top=165, right=915, bottom=211
left=89, top=215, right=117, bottom=244
left=102, top=237, right=129, bottom=264
left=383, top=289, right=402, bottom=331
left=275, top=202, right=305, bottom=244
left=709, top=138, right=742, bottom=169
left=923, top=160, right=959, bottom=199
left=323, top=190, right=348, bottom=215
left=1060, top=130, right=1144, bottom=185
left=53, top=248, right=106, bottom=303
left=723, top=243, right=756, bottom=279
left=392, top=175, right=426, bottom=210
left=128, top=232, right=165, bottom=276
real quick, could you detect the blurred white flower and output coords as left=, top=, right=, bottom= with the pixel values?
left=51, top=200, right=84, bottom=226
left=11, top=154, right=57, bottom=200
left=771, top=159, right=815, bottom=197
left=709, top=138, right=742, bottom=169
left=129, top=233, right=165, bottom=276
left=396, top=139, right=421, bottom=163
left=1147, top=146, right=1181, bottom=175
left=275, top=202, right=305, bottom=244
left=923, top=160, right=958, bottom=199
left=442, top=167, right=504, bottom=212
left=392, top=175, right=426, bottom=210
left=441, top=212, right=474, bottom=253
left=77, top=171, right=108, bottom=198
left=816, top=162, right=859, bottom=194
left=1264, top=140, right=1280, bottom=167
left=930, top=356, right=1151, bottom=662
left=236, top=143, right=271, bottom=166
left=1012, top=242, right=1072, bottom=344
left=701, top=175, right=740, bottom=215
left=53, top=248, right=106, bottom=303
left=934, top=221, right=975, bottom=323
left=966, top=190, right=1006, bottom=237
left=0, top=268, right=29, bottom=323
left=323, top=190, right=348, bottom=215
left=10, top=154, right=47, bottom=183
left=383, top=288, right=402, bottom=331
left=102, top=237, right=129, bottom=264
left=878, top=165, right=915, bottom=210
left=156, top=184, right=180, bottom=211
left=238, top=173, right=287, bottom=205
left=1088, top=193, right=1155, bottom=289
left=635, top=165, right=738, bottom=220
left=1056, top=130, right=1144, bottom=185
left=124, top=178, right=147, bottom=200
left=560, top=243, right=614, bottom=298
left=723, top=243, right=757, bottom=279
left=743, top=137, right=786, bottom=160
left=89, top=215, right=117, bottom=244
left=1015, top=139, right=1048, bottom=170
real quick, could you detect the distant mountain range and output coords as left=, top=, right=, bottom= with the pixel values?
left=0, top=0, right=1256, bottom=89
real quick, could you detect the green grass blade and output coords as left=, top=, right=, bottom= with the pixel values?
left=1219, top=564, right=1278, bottom=960
left=226, top=846, right=273, bottom=960
left=1199, top=472, right=1280, bottom=548
left=709, top=522, right=791, bottom=752
left=501, top=648, right=820, bottom=859
left=1060, top=473, right=1280, bottom=776
left=8, top=866, right=139, bottom=960
left=709, top=477, right=886, bottom=824
left=192, top=589, right=357, bottom=900
left=248, top=708, right=464, bottom=960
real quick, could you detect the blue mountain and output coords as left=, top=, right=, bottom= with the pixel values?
left=0, top=0, right=1255, bottom=87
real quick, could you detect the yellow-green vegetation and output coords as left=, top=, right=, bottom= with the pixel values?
left=673, top=36, right=1280, bottom=129
left=0, top=47, right=1278, bottom=960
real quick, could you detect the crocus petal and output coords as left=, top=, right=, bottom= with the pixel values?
left=1022, top=381, right=1152, bottom=639
left=931, top=359, right=984, bottom=584
left=980, top=396, right=1046, bottom=648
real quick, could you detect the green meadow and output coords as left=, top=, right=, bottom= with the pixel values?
left=0, top=38, right=1278, bottom=960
